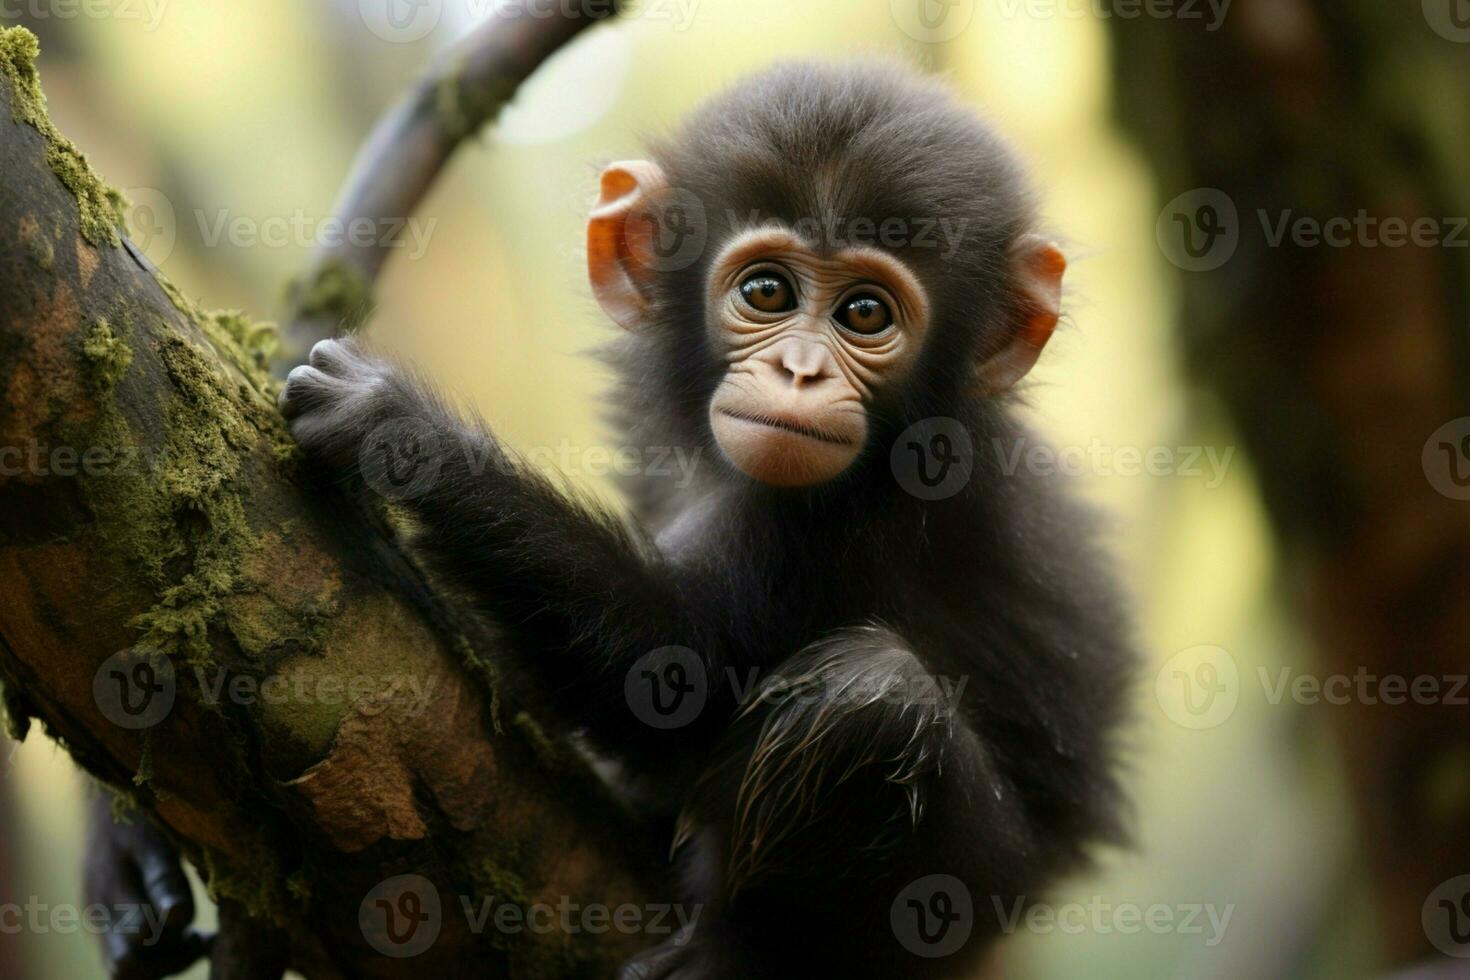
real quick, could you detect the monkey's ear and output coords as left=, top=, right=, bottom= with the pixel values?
left=587, top=160, right=669, bottom=330
left=974, top=236, right=1066, bottom=395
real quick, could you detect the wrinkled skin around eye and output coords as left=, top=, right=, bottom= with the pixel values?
left=702, top=229, right=932, bottom=487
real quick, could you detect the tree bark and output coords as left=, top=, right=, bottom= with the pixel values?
left=0, top=18, right=666, bottom=980
left=1109, top=2, right=1470, bottom=966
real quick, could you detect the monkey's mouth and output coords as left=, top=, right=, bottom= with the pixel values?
left=717, top=408, right=855, bottom=447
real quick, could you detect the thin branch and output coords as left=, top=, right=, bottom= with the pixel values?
left=280, top=1, right=622, bottom=357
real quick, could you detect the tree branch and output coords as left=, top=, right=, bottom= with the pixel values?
left=281, top=1, right=621, bottom=355
left=0, top=18, right=665, bottom=978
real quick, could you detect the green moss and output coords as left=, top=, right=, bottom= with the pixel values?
left=132, top=728, right=155, bottom=788
left=207, top=310, right=280, bottom=375
left=468, top=846, right=588, bottom=980
left=0, top=27, right=127, bottom=247
left=105, top=784, right=139, bottom=826
left=510, top=711, right=560, bottom=767
left=288, top=258, right=375, bottom=333
left=74, top=310, right=271, bottom=672
left=128, top=338, right=262, bottom=666
left=82, top=318, right=134, bottom=392
left=155, top=274, right=281, bottom=397
left=471, top=847, right=532, bottom=913
left=200, top=838, right=298, bottom=929
left=226, top=589, right=336, bottom=665
left=455, top=634, right=504, bottom=734
left=436, top=62, right=520, bottom=142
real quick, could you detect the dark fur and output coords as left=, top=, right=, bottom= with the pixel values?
left=278, top=61, right=1134, bottom=979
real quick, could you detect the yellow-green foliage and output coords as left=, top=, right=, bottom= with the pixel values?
left=0, top=27, right=127, bottom=247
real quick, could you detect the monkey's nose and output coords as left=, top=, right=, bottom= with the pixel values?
left=774, top=341, right=835, bottom=387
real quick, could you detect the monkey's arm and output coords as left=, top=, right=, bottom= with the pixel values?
left=279, top=339, right=711, bottom=749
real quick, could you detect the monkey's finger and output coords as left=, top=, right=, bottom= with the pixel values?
left=278, top=365, right=340, bottom=420
left=284, top=412, right=364, bottom=470
left=307, top=338, right=359, bottom=375
left=135, top=841, right=195, bottom=936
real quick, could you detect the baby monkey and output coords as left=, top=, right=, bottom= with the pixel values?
left=96, top=60, right=1134, bottom=980
left=281, top=61, right=1133, bottom=978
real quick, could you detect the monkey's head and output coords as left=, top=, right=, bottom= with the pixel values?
left=587, top=62, right=1064, bottom=489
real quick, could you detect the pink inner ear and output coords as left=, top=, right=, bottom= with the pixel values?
left=975, top=238, right=1066, bottom=395
left=1020, top=240, right=1066, bottom=348
left=586, top=161, right=668, bottom=331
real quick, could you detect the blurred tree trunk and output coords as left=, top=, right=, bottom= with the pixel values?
left=0, top=21, right=664, bottom=979
left=1109, top=0, right=1470, bottom=966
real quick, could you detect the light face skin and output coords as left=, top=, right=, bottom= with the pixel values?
left=704, top=228, right=932, bottom=487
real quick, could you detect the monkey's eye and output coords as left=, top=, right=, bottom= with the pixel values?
left=836, top=294, right=894, bottom=336
left=739, top=273, right=796, bottom=314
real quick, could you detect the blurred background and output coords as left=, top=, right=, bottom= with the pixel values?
left=3, top=0, right=1468, bottom=977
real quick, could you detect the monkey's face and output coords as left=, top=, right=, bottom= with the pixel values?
left=702, top=228, right=930, bottom=487
left=587, top=160, right=1066, bottom=490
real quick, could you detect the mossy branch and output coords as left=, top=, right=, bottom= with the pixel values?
left=0, top=23, right=665, bottom=979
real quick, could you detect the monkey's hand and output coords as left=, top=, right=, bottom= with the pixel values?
left=278, top=338, right=441, bottom=476
left=84, top=793, right=209, bottom=979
